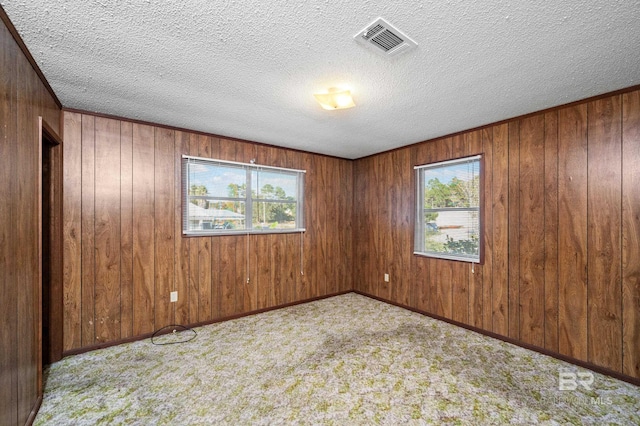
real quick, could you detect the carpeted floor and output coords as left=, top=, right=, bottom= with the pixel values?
left=35, top=293, right=639, bottom=425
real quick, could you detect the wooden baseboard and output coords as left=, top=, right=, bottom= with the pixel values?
left=25, top=395, right=42, bottom=426
left=62, top=291, right=352, bottom=357
left=353, top=290, right=640, bottom=388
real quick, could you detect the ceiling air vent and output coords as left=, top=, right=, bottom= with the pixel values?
left=354, top=17, right=417, bottom=57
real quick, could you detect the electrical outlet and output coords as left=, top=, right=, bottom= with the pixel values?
left=384, top=273, right=390, bottom=282
left=170, top=291, right=178, bottom=303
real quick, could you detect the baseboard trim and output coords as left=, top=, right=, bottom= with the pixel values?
left=25, top=395, right=42, bottom=426
left=353, top=290, right=640, bottom=388
left=62, top=291, right=352, bottom=357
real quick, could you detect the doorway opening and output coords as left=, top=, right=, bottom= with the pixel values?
left=40, top=118, right=63, bottom=367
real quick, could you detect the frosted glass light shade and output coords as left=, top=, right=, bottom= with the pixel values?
left=313, top=88, right=356, bottom=110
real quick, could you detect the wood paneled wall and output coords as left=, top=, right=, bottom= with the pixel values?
left=62, top=112, right=353, bottom=351
left=353, top=89, right=640, bottom=380
left=0, top=14, right=62, bottom=426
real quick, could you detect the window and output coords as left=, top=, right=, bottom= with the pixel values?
left=182, top=156, right=305, bottom=235
left=414, top=155, right=482, bottom=262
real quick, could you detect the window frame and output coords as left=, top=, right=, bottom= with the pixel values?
left=182, top=155, right=305, bottom=236
left=414, top=154, right=484, bottom=263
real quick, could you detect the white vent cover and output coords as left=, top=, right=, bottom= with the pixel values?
left=354, top=17, right=417, bottom=57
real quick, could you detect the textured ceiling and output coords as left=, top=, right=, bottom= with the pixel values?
left=2, top=1, right=639, bottom=159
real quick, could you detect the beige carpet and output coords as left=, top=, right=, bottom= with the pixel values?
left=35, top=293, right=639, bottom=425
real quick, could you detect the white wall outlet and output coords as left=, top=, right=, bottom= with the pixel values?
left=170, top=291, right=178, bottom=303
left=384, top=273, right=390, bottom=282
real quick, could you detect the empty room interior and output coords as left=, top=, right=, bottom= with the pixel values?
left=2, top=1, right=640, bottom=424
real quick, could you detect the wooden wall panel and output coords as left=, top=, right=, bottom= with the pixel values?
left=93, top=117, right=121, bottom=343
left=16, top=47, right=39, bottom=426
left=543, top=111, right=559, bottom=353
left=413, top=142, right=434, bottom=313
left=390, top=149, right=412, bottom=306
left=154, top=128, right=175, bottom=329
left=62, top=112, right=353, bottom=352
left=1, top=14, right=62, bottom=425
left=0, top=23, right=18, bottom=425
left=80, top=115, right=96, bottom=346
left=491, top=124, right=509, bottom=336
left=132, top=124, right=156, bottom=335
left=120, top=122, right=134, bottom=338
left=518, top=115, right=545, bottom=347
left=507, top=121, right=520, bottom=340
left=557, top=105, right=588, bottom=361
left=353, top=88, right=640, bottom=381
left=62, top=112, right=82, bottom=350
left=587, top=96, right=622, bottom=371
left=314, top=155, right=329, bottom=298
left=622, top=90, right=640, bottom=379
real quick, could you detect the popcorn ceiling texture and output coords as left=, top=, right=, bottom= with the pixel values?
left=2, top=1, right=639, bottom=158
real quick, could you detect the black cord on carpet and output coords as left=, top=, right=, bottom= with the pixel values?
left=151, top=324, right=197, bottom=345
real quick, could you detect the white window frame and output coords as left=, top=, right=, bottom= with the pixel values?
left=414, top=155, right=482, bottom=263
left=182, top=155, right=305, bottom=236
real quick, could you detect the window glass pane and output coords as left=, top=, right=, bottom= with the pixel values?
left=252, top=202, right=297, bottom=230
left=252, top=170, right=298, bottom=200
left=415, top=155, right=481, bottom=262
left=422, top=161, right=479, bottom=209
left=186, top=200, right=246, bottom=231
left=422, top=209, right=479, bottom=259
left=188, top=162, right=246, bottom=199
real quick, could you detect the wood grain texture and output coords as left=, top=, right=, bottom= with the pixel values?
left=16, top=46, right=39, bottom=426
left=0, top=22, right=19, bottom=424
left=132, top=123, right=155, bottom=335
left=413, top=142, right=434, bottom=313
left=1, top=14, right=62, bottom=423
left=391, top=148, right=412, bottom=306
left=62, top=112, right=82, bottom=350
left=80, top=114, right=96, bottom=346
left=543, top=112, right=559, bottom=353
left=314, top=155, right=329, bottom=299
left=93, top=117, right=121, bottom=343
left=587, top=96, right=622, bottom=371
left=508, top=121, right=520, bottom=340
left=518, top=115, right=545, bottom=347
left=557, top=104, right=589, bottom=362
left=492, top=124, right=509, bottom=335
left=154, top=127, right=175, bottom=329
left=0, top=12, right=55, bottom=423
left=622, top=90, right=640, bottom=378
left=120, top=122, right=134, bottom=338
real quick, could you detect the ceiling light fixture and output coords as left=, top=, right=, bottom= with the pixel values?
left=313, top=87, right=356, bottom=110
